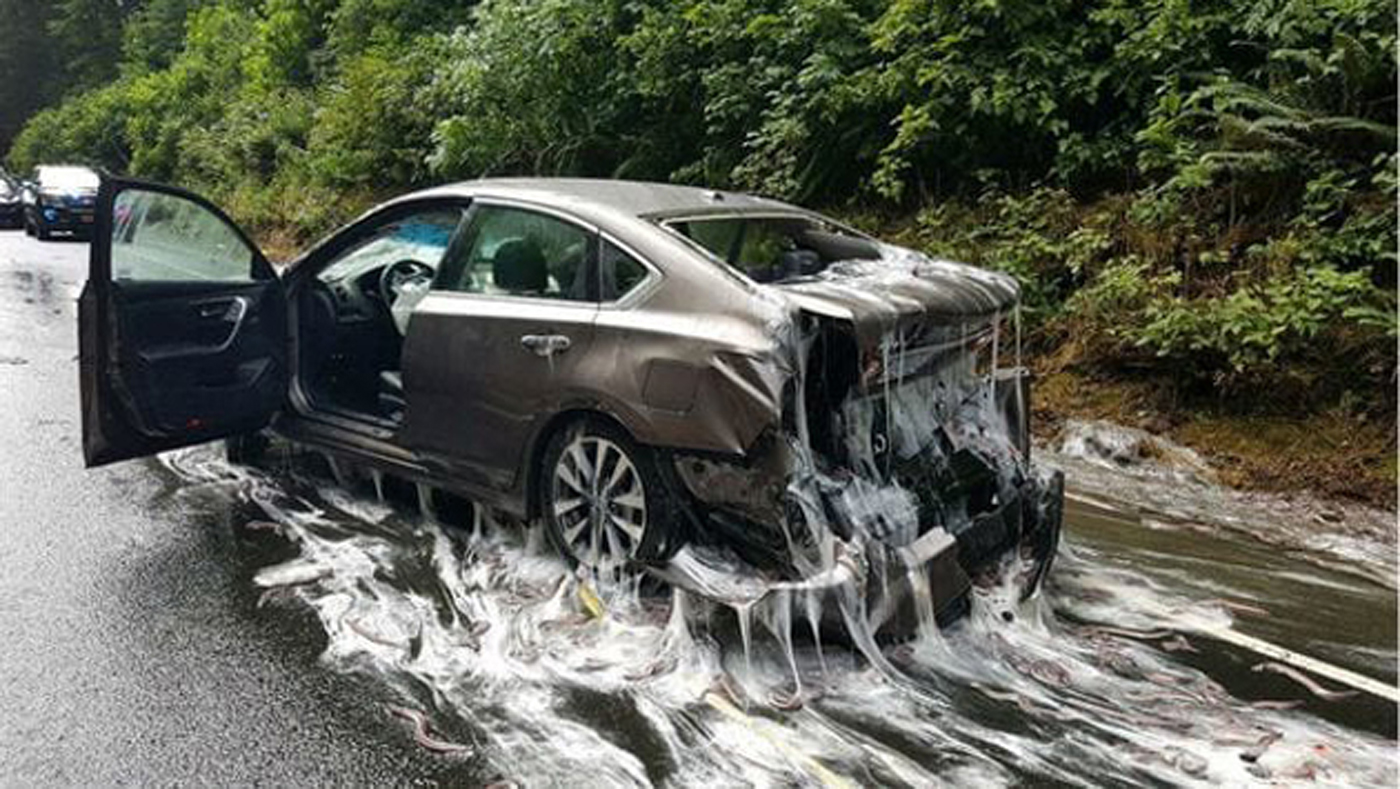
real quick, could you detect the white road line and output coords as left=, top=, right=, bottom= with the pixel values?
left=1193, top=625, right=1399, bottom=703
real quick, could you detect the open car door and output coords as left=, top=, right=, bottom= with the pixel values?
left=80, top=176, right=287, bottom=467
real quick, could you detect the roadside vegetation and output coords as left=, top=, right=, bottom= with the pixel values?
left=3, top=0, right=1395, bottom=504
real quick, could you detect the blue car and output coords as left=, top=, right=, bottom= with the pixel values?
left=23, top=165, right=99, bottom=240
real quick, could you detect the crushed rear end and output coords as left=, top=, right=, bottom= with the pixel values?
left=667, top=247, right=1064, bottom=638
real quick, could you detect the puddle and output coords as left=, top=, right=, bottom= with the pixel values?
left=153, top=444, right=1397, bottom=786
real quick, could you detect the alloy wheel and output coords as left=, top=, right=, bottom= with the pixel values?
left=550, top=433, right=648, bottom=573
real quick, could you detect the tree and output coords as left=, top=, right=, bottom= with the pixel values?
left=0, top=0, right=61, bottom=155
left=123, top=0, right=208, bottom=72
left=47, top=0, right=135, bottom=90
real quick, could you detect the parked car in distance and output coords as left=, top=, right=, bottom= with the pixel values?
left=79, top=176, right=1063, bottom=634
left=0, top=174, right=20, bottom=229
left=24, top=165, right=100, bottom=240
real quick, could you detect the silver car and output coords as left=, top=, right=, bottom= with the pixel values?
left=80, top=176, right=1062, bottom=632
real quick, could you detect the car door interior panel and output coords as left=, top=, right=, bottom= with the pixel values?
left=112, top=279, right=285, bottom=436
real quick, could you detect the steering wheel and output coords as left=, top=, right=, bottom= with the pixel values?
left=378, top=258, right=435, bottom=304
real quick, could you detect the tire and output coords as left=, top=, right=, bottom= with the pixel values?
left=23, top=215, right=33, bottom=237
left=538, top=417, right=683, bottom=574
left=35, top=220, right=50, bottom=241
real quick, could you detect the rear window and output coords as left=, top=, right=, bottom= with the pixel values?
left=665, top=215, right=880, bottom=283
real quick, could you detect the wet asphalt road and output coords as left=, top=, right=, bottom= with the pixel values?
left=0, top=230, right=455, bottom=784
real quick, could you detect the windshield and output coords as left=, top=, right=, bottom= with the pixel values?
left=38, top=167, right=99, bottom=190
left=0, top=180, right=11, bottom=199
left=664, top=214, right=880, bottom=283
left=318, top=209, right=463, bottom=284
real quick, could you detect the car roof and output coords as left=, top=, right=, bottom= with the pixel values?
left=404, top=177, right=806, bottom=222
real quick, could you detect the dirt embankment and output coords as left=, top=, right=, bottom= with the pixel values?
left=1032, top=369, right=1397, bottom=511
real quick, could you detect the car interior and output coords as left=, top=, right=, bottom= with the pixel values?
left=667, top=216, right=881, bottom=283
left=297, top=207, right=464, bottom=425
left=296, top=204, right=598, bottom=427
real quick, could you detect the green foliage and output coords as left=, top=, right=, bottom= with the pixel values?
left=47, top=0, right=130, bottom=90
left=249, top=0, right=338, bottom=89
left=2, top=0, right=1394, bottom=414
left=326, top=0, right=474, bottom=57
left=429, top=0, right=644, bottom=179
left=0, top=0, right=61, bottom=153
left=908, top=189, right=1115, bottom=319
left=122, top=0, right=209, bottom=72
left=619, top=0, right=887, bottom=199
left=7, top=80, right=136, bottom=172
left=1129, top=265, right=1393, bottom=384
left=310, top=39, right=446, bottom=185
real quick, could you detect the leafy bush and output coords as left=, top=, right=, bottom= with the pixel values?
left=2, top=0, right=1393, bottom=415
left=308, top=40, right=444, bottom=187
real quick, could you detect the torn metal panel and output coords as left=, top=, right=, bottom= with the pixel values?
left=666, top=259, right=1060, bottom=643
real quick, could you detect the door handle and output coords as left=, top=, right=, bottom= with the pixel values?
left=205, top=297, right=249, bottom=353
left=520, top=334, right=572, bottom=357
left=195, top=298, right=246, bottom=322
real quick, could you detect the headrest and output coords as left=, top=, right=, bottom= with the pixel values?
left=492, top=238, right=548, bottom=294
left=779, top=249, right=823, bottom=278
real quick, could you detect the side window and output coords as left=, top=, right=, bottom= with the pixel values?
left=438, top=205, right=591, bottom=301
left=674, top=218, right=742, bottom=263
left=316, top=207, right=464, bottom=285
left=600, top=239, right=651, bottom=301
left=733, top=220, right=791, bottom=281
left=111, top=189, right=258, bottom=282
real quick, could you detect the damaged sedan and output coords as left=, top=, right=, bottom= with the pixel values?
left=79, top=177, right=1062, bottom=635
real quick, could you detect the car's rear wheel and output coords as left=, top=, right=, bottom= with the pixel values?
left=23, top=215, right=34, bottom=237
left=540, top=418, right=680, bottom=575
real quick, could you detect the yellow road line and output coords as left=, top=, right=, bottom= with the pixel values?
left=703, top=691, right=854, bottom=789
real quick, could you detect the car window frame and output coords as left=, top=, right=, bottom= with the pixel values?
left=656, top=210, right=877, bottom=287
left=596, top=230, right=663, bottom=310
left=428, top=197, right=662, bottom=311
left=436, top=200, right=597, bottom=303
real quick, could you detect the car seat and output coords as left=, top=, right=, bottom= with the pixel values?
left=492, top=239, right=549, bottom=295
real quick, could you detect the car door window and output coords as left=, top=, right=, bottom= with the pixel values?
left=599, top=239, right=651, bottom=301
left=111, top=189, right=260, bottom=282
left=437, top=205, right=592, bottom=301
